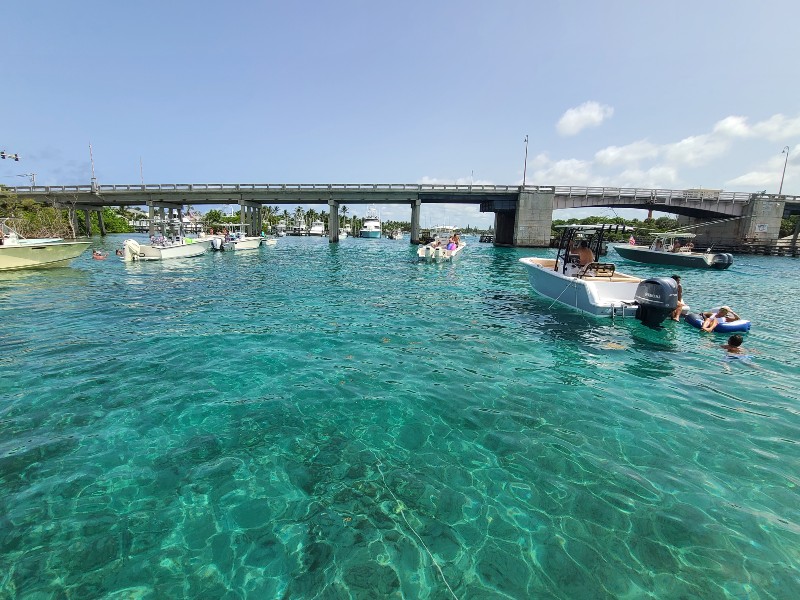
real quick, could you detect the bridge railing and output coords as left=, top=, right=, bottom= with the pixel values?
left=5, top=183, right=798, bottom=203
left=552, top=186, right=757, bottom=203
left=6, top=183, right=525, bottom=194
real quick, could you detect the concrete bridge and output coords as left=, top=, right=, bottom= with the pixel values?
left=5, top=182, right=799, bottom=247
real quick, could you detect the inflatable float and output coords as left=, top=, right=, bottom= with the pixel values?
left=684, top=311, right=751, bottom=333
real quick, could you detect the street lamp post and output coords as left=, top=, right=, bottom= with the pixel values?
left=522, top=135, right=529, bottom=187
left=779, top=146, right=790, bottom=195
left=17, top=173, right=36, bottom=186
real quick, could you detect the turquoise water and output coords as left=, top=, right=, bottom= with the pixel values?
left=1, top=235, right=799, bottom=599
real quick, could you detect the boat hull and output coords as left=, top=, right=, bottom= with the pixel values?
left=359, top=230, right=381, bottom=238
left=0, top=241, right=91, bottom=271
left=125, top=239, right=210, bottom=261
left=613, top=245, right=733, bottom=269
left=519, top=257, right=641, bottom=317
left=222, top=237, right=262, bottom=251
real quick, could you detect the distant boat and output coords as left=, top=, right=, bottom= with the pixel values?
left=0, top=218, right=90, bottom=271
left=308, top=220, right=326, bottom=236
left=220, top=224, right=262, bottom=251
left=417, top=238, right=465, bottom=261
left=387, top=228, right=403, bottom=240
left=614, top=232, right=733, bottom=269
left=359, top=206, right=381, bottom=238
left=123, top=219, right=214, bottom=261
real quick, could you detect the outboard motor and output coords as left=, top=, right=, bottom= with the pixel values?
left=210, top=237, right=223, bottom=251
left=634, top=277, right=678, bottom=326
left=709, top=252, right=734, bottom=269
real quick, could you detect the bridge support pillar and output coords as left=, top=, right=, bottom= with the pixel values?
left=410, top=199, right=421, bottom=244
left=83, top=209, right=92, bottom=237
left=98, top=209, right=106, bottom=236
left=512, top=189, right=554, bottom=247
left=148, top=204, right=155, bottom=236
left=328, top=200, right=340, bottom=243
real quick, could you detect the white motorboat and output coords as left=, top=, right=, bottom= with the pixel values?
left=123, top=235, right=211, bottom=261
left=387, top=228, right=404, bottom=240
left=275, top=221, right=287, bottom=237
left=308, top=220, right=326, bottom=236
left=123, top=218, right=214, bottom=261
left=261, top=237, right=278, bottom=246
left=417, top=240, right=466, bottom=261
left=359, top=206, right=381, bottom=238
left=218, top=224, right=262, bottom=251
left=519, top=224, right=680, bottom=325
left=0, top=219, right=90, bottom=271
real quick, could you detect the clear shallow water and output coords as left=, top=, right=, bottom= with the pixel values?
left=1, top=235, right=799, bottom=599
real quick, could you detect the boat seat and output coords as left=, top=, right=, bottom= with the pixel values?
left=579, top=262, right=615, bottom=278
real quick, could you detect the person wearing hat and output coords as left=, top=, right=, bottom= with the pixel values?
left=701, top=306, right=741, bottom=332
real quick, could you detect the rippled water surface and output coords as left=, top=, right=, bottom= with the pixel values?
left=1, top=235, right=799, bottom=599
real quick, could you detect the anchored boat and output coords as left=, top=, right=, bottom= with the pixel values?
left=614, top=232, right=733, bottom=269
left=0, top=218, right=90, bottom=271
left=519, top=224, right=679, bottom=325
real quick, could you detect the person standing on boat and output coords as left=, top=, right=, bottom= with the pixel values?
left=577, top=240, right=594, bottom=266
left=672, top=240, right=682, bottom=252
left=670, top=275, right=684, bottom=321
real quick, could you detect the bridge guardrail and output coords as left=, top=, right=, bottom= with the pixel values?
left=5, top=183, right=799, bottom=203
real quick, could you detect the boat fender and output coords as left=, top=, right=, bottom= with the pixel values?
left=633, top=277, right=679, bottom=326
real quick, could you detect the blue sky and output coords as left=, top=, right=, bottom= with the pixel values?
left=2, top=1, right=799, bottom=228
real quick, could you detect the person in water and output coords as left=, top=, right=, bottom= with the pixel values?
left=721, top=334, right=744, bottom=354
left=701, top=306, right=741, bottom=332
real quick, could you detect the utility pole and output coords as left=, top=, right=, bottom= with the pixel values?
left=522, top=135, right=529, bottom=187
left=779, top=146, right=790, bottom=195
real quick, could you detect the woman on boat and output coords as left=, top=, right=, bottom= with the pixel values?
left=701, top=306, right=740, bottom=332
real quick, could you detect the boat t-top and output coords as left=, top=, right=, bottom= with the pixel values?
left=613, top=232, right=733, bottom=269
left=359, top=206, right=381, bottom=238
left=519, top=224, right=680, bottom=325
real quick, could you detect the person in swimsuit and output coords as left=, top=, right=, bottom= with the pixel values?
left=701, top=306, right=740, bottom=332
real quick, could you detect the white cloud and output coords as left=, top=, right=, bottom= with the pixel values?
left=663, top=134, right=730, bottom=166
left=750, top=114, right=800, bottom=141
left=713, top=115, right=752, bottom=138
left=594, top=140, right=659, bottom=166
left=725, top=171, right=776, bottom=188
left=556, top=101, right=614, bottom=136
left=530, top=156, right=597, bottom=186
left=615, top=166, right=680, bottom=189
